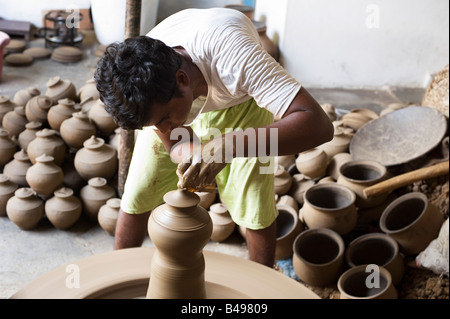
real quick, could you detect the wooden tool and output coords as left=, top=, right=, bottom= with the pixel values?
left=363, top=161, right=449, bottom=198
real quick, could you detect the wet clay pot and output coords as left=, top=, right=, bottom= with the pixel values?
left=293, top=228, right=345, bottom=287
left=25, top=95, right=53, bottom=124
left=45, top=187, right=82, bottom=230
left=379, top=192, right=445, bottom=255
left=288, top=174, right=316, bottom=205
left=18, top=121, right=42, bottom=151
left=208, top=203, right=235, bottom=242
left=74, top=136, right=118, bottom=181
left=45, top=76, right=77, bottom=104
left=89, top=99, right=118, bottom=136
left=337, top=160, right=388, bottom=208
left=0, top=174, right=18, bottom=216
left=79, top=177, right=116, bottom=221
left=13, top=87, right=40, bottom=106
left=0, top=95, right=16, bottom=123
left=2, top=106, right=27, bottom=138
left=328, top=153, right=352, bottom=181
left=274, top=165, right=293, bottom=195
left=26, top=154, right=64, bottom=198
left=47, top=98, right=78, bottom=131
left=27, top=128, right=66, bottom=166
left=0, top=129, right=17, bottom=167
left=275, top=204, right=304, bottom=261
left=60, top=111, right=96, bottom=149
left=147, top=189, right=213, bottom=299
left=300, top=183, right=357, bottom=235
left=6, top=187, right=44, bottom=230
left=295, top=148, right=328, bottom=180
left=338, top=265, right=397, bottom=299
left=3, top=149, right=32, bottom=187
left=98, top=198, right=121, bottom=236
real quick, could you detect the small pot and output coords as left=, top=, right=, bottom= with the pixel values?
left=6, top=187, right=44, bottom=230
left=275, top=204, right=304, bottom=261
left=288, top=174, right=315, bottom=205
left=45, top=187, right=82, bottom=230
left=274, top=165, right=293, bottom=195
left=296, top=148, right=328, bottom=180
left=208, top=203, right=235, bottom=242
left=98, top=198, right=121, bottom=235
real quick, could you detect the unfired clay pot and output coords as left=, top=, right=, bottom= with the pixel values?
left=379, top=192, right=445, bottom=255
left=89, top=99, right=118, bottom=136
left=196, top=189, right=217, bottom=210
left=79, top=96, right=97, bottom=114
left=337, top=160, right=388, bottom=208
left=26, top=128, right=66, bottom=166
left=18, top=121, right=42, bottom=151
left=318, top=126, right=353, bottom=158
left=13, top=87, right=40, bottom=107
left=6, top=187, right=44, bottom=230
left=0, top=95, right=16, bottom=123
left=277, top=194, right=299, bottom=212
left=45, top=76, right=77, bottom=103
left=98, top=198, right=121, bottom=236
left=341, top=108, right=378, bottom=131
left=0, top=129, right=17, bottom=167
left=0, top=174, right=18, bottom=216
left=2, top=106, right=27, bottom=138
left=208, top=203, right=235, bottom=242
left=295, top=148, right=328, bottom=180
left=60, top=111, right=96, bottom=149
left=337, top=265, right=397, bottom=299
left=275, top=155, right=296, bottom=170
left=26, top=154, right=64, bottom=198
left=79, top=177, right=116, bottom=221
left=288, top=174, right=315, bottom=205
left=3, top=149, right=32, bottom=187
left=147, top=189, right=213, bottom=299
left=274, top=165, right=293, bottom=195
left=275, top=204, right=304, bottom=261
left=293, top=228, right=345, bottom=286
left=78, top=78, right=99, bottom=102
left=25, top=95, right=53, bottom=124
left=45, top=187, right=82, bottom=230
left=74, top=136, right=118, bottom=181
left=328, top=152, right=352, bottom=181
left=47, top=98, right=77, bottom=131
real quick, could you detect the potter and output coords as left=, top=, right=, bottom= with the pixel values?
left=181, top=303, right=215, bottom=316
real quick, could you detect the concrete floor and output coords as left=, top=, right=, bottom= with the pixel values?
left=0, top=30, right=426, bottom=299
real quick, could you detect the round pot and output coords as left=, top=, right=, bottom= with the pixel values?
left=295, top=148, right=328, bottom=180
left=79, top=177, right=116, bottom=221
left=292, top=228, right=345, bottom=286
left=3, top=149, right=32, bottom=187
left=288, top=174, right=315, bottom=205
left=0, top=129, right=17, bottom=167
left=45, top=187, right=82, bottom=230
left=208, top=203, right=235, bottom=242
left=98, top=198, right=121, bottom=235
left=13, top=87, right=40, bottom=107
left=379, top=192, right=445, bottom=255
left=0, top=174, right=18, bottom=216
left=327, top=153, right=353, bottom=181
left=300, top=183, right=357, bottom=235
left=196, top=189, right=217, bottom=210
left=274, top=165, right=293, bottom=195
left=60, top=111, right=96, bottom=149
left=17, top=121, right=43, bottom=151
left=26, top=128, right=67, bottom=166
left=24, top=95, right=53, bottom=124
left=2, top=106, right=27, bottom=138
left=6, top=187, right=44, bottom=230
left=318, top=126, right=353, bottom=159
left=47, top=98, right=78, bottom=131
left=45, top=76, right=77, bottom=104
left=88, top=99, right=118, bottom=137
left=276, top=194, right=299, bottom=212
left=0, top=95, right=16, bottom=123
left=78, top=78, right=99, bottom=102
left=275, top=204, right=304, bottom=261
left=25, top=154, right=64, bottom=198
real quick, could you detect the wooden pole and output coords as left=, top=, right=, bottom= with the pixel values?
left=118, top=0, right=141, bottom=197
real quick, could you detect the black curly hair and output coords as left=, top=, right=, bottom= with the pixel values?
left=94, top=36, right=182, bottom=130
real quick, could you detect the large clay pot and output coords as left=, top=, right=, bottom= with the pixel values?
left=17, top=121, right=42, bottom=151
left=3, top=149, right=32, bottom=187
left=13, top=87, right=40, bottom=107
left=274, top=165, right=293, bottom=195
left=208, top=203, right=235, bottom=242
left=288, top=174, right=315, bottom=205
left=337, top=160, right=388, bottom=208
left=45, top=187, right=82, bottom=230
left=0, top=95, right=16, bottom=123
left=318, top=126, right=353, bottom=158
left=74, top=136, right=118, bottom=181
left=6, top=187, right=44, bottom=230
left=47, top=98, right=77, bottom=131
left=60, top=111, right=96, bottom=149
left=2, top=106, right=27, bottom=138
left=98, top=198, right=121, bottom=235
left=337, top=265, right=397, bottom=299
left=300, top=183, right=357, bottom=235
left=26, top=154, right=64, bottom=198
left=45, top=76, right=77, bottom=104
left=24, top=95, right=53, bottom=124
left=0, top=174, right=18, bottom=216
left=295, top=148, right=328, bottom=180
left=78, top=78, right=99, bottom=102
left=345, top=233, right=405, bottom=285
left=79, top=177, right=116, bottom=221
left=275, top=204, right=304, bottom=261
left=379, top=192, right=445, bottom=255
left=147, top=189, right=213, bottom=299
left=27, top=128, right=67, bottom=166
left=293, top=228, right=345, bottom=287
left=0, top=129, right=17, bottom=167
left=88, top=99, right=118, bottom=136
left=328, top=152, right=352, bottom=181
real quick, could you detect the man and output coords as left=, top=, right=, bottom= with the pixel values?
left=95, top=8, right=334, bottom=267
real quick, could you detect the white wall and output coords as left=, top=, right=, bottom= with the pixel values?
left=255, top=0, right=449, bottom=89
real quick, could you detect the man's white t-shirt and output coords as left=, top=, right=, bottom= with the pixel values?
left=147, top=8, right=302, bottom=125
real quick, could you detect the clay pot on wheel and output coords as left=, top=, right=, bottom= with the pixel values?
left=295, top=148, right=328, bottom=180
left=98, top=198, right=121, bottom=235
left=26, top=154, right=64, bottom=198
left=27, top=128, right=66, bottom=166
left=293, top=228, right=345, bottom=286
left=3, top=149, right=32, bottom=187
left=208, top=203, right=235, bottom=242
left=60, top=111, right=96, bottom=149
left=379, top=192, right=445, bottom=255
left=79, top=177, right=116, bottom=221
left=45, top=187, right=82, bottom=230
left=275, top=204, right=304, bottom=261
left=0, top=174, right=18, bottom=216
left=0, top=129, right=17, bottom=167
left=45, top=76, right=77, bottom=104
left=6, top=187, right=44, bottom=230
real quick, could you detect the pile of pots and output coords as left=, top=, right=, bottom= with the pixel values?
left=0, top=76, right=121, bottom=235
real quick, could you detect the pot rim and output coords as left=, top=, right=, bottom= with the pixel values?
left=275, top=204, right=300, bottom=241
left=339, top=160, right=387, bottom=184
left=303, top=183, right=356, bottom=212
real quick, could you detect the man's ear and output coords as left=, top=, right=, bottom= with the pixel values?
left=175, top=69, right=190, bottom=87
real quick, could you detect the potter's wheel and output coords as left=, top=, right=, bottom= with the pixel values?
left=11, top=247, right=320, bottom=299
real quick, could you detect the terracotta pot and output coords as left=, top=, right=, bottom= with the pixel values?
left=60, top=111, right=96, bottom=149
left=18, top=121, right=42, bottom=151
left=2, top=106, right=27, bottom=138
left=24, top=95, right=53, bottom=124
left=79, top=177, right=116, bottom=221
left=276, top=194, right=299, bottom=212
left=341, top=109, right=378, bottom=131
left=318, top=126, right=353, bottom=158
left=196, top=189, right=217, bottom=210
left=288, top=174, right=315, bottom=205
left=208, top=203, right=235, bottom=242
left=275, top=204, right=304, bottom=261
left=89, top=99, right=118, bottom=136
left=45, top=187, right=82, bottom=229
left=13, top=87, right=40, bottom=107
left=300, top=183, right=357, bottom=235
left=275, top=155, right=296, bottom=170
left=98, top=198, right=121, bottom=235
left=338, top=265, right=397, bottom=299
left=78, top=78, right=99, bottom=101
left=274, top=165, right=293, bottom=195
left=379, top=192, right=445, bottom=255
left=6, top=187, right=44, bottom=230
left=62, top=152, right=86, bottom=194
left=74, top=136, right=118, bottom=181
left=3, top=149, right=32, bottom=187
left=0, top=129, right=17, bottom=167
left=337, top=160, right=388, bottom=208
left=147, top=189, right=213, bottom=299
left=26, top=154, right=64, bottom=198
left=79, top=96, right=97, bottom=114
left=345, top=233, right=405, bottom=285
left=45, top=76, right=77, bottom=104
left=0, top=95, right=16, bottom=123
left=295, top=148, right=328, bottom=180
left=26, top=128, right=67, bottom=166
left=47, top=98, right=77, bottom=131
left=293, top=228, right=345, bottom=286
left=0, top=174, right=18, bottom=216
left=328, top=152, right=352, bottom=181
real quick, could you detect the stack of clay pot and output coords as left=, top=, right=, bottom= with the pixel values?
left=1, top=75, right=120, bottom=231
